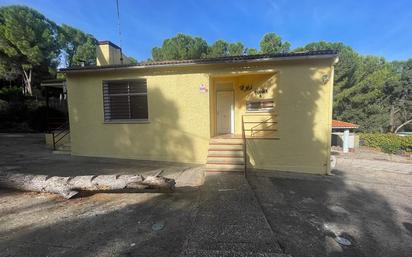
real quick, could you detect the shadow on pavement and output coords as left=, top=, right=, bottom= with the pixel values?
left=248, top=167, right=412, bottom=257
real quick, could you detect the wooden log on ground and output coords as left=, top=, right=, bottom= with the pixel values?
left=0, top=171, right=176, bottom=199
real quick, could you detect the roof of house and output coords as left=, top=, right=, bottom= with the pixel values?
left=332, top=120, right=359, bottom=129
left=40, top=79, right=66, bottom=88
left=98, top=40, right=121, bottom=49
left=60, top=50, right=338, bottom=73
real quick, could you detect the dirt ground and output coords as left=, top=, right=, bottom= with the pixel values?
left=0, top=134, right=204, bottom=257
left=1, top=133, right=411, bottom=257
left=249, top=157, right=412, bottom=257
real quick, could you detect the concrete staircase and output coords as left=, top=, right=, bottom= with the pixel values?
left=53, top=142, right=71, bottom=154
left=206, top=137, right=245, bottom=172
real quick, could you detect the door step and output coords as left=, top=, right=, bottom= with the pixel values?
left=208, top=144, right=243, bottom=150
left=207, top=157, right=244, bottom=165
left=206, top=137, right=245, bottom=172
left=208, top=151, right=244, bottom=157
left=210, top=138, right=243, bottom=144
left=53, top=143, right=71, bottom=154
left=205, top=164, right=245, bottom=172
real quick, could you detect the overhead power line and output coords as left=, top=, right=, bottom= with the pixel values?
left=116, top=0, right=123, bottom=64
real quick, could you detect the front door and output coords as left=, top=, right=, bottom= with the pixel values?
left=216, top=91, right=234, bottom=134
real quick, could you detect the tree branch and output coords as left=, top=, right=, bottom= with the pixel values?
left=394, top=119, right=412, bottom=133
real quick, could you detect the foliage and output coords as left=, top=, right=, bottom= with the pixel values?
left=296, top=41, right=411, bottom=132
left=58, top=24, right=98, bottom=67
left=359, top=133, right=412, bottom=154
left=152, top=33, right=208, bottom=61
left=0, top=5, right=98, bottom=97
left=259, top=32, right=290, bottom=54
left=246, top=48, right=258, bottom=55
left=0, top=98, right=64, bottom=132
left=207, top=40, right=229, bottom=58
left=228, top=42, right=245, bottom=56
left=151, top=32, right=289, bottom=60
left=0, top=5, right=60, bottom=95
left=0, top=99, right=8, bottom=112
left=28, top=105, right=65, bottom=132
left=0, top=86, right=23, bottom=101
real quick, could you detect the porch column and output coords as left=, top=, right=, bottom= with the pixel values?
left=343, top=129, right=349, bottom=153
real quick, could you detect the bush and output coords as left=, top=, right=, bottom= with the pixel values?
left=0, top=97, right=65, bottom=132
left=0, top=86, right=23, bottom=101
left=28, top=105, right=65, bottom=132
left=0, top=100, right=10, bottom=125
left=0, top=99, right=9, bottom=112
left=359, top=133, right=412, bottom=154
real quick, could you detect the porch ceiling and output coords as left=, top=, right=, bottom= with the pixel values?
left=209, top=69, right=277, bottom=78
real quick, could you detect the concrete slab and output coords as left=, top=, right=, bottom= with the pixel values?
left=181, top=173, right=289, bottom=257
left=249, top=156, right=412, bottom=257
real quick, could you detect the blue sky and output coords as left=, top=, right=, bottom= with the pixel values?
left=1, top=0, right=411, bottom=61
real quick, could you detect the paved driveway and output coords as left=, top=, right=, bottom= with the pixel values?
left=1, top=133, right=411, bottom=257
left=0, top=134, right=289, bottom=257
left=249, top=157, right=412, bottom=257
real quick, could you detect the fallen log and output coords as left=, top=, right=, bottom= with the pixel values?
left=0, top=171, right=176, bottom=199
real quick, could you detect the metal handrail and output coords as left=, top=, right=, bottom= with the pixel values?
left=241, top=113, right=279, bottom=177
left=243, top=113, right=278, bottom=138
left=241, top=115, right=247, bottom=177
left=52, top=121, right=70, bottom=150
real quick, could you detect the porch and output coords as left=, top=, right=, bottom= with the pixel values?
left=206, top=72, right=280, bottom=172
left=209, top=72, right=279, bottom=139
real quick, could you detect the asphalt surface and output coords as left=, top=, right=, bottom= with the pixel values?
left=1, top=133, right=411, bottom=257
left=249, top=157, right=412, bottom=257
left=181, top=172, right=289, bottom=257
left=0, top=134, right=288, bottom=257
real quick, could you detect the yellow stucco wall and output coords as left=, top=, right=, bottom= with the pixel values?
left=209, top=60, right=334, bottom=174
left=66, top=58, right=335, bottom=174
left=244, top=62, right=334, bottom=174
left=96, top=43, right=131, bottom=66
left=67, top=71, right=210, bottom=163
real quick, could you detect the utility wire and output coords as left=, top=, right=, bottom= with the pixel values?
left=116, top=0, right=123, bottom=64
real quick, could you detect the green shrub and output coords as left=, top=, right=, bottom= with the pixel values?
left=28, top=106, right=65, bottom=132
left=0, top=99, right=9, bottom=112
left=379, top=141, right=401, bottom=154
left=0, top=86, right=23, bottom=101
left=359, top=133, right=412, bottom=154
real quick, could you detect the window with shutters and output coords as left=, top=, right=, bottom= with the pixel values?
left=103, top=79, right=148, bottom=122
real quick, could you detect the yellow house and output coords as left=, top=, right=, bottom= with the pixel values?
left=60, top=41, right=338, bottom=175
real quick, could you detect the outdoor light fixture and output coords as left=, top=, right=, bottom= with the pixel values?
left=321, top=74, right=330, bottom=84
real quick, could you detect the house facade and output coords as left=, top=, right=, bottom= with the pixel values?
left=61, top=41, right=338, bottom=175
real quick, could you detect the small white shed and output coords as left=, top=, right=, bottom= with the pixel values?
left=331, top=120, right=359, bottom=153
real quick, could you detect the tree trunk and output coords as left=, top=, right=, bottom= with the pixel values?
left=394, top=119, right=412, bottom=133
left=0, top=171, right=176, bottom=199
left=389, top=105, right=401, bottom=133
left=389, top=105, right=395, bottom=132
left=22, top=68, right=32, bottom=96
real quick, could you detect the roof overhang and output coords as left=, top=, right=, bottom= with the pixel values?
left=40, top=79, right=66, bottom=88
left=332, top=119, right=359, bottom=129
left=60, top=51, right=339, bottom=74
left=332, top=126, right=359, bottom=129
